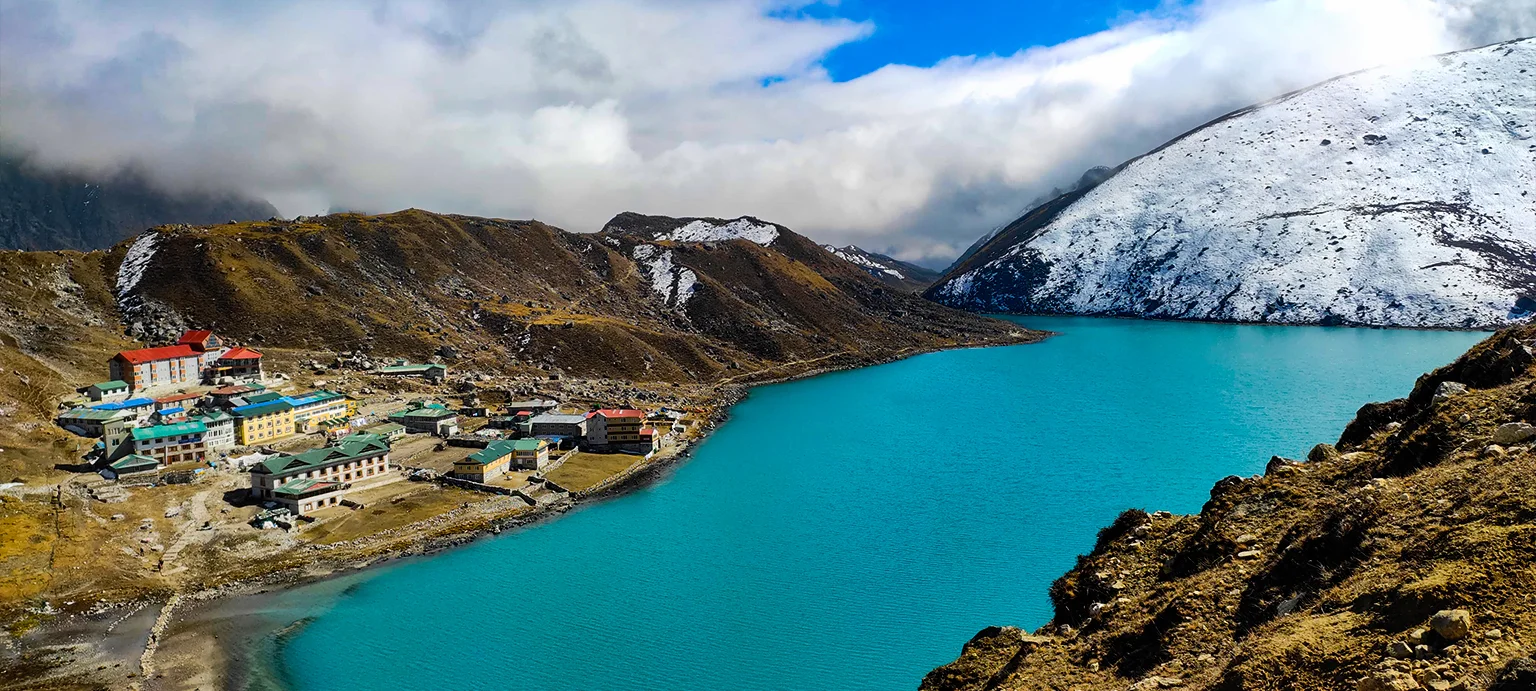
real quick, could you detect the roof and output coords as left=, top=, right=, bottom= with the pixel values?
left=155, top=392, right=202, bottom=404
left=177, top=330, right=215, bottom=346
left=529, top=413, right=588, bottom=425
left=92, top=397, right=155, bottom=411
left=91, top=380, right=129, bottom=391
left=219, top=346, right=263, bottom=360
left=158, top=406, right=185, bottom=416
left=337, top=432, right=386, bottom=446
left=130, top=421, right=208, bottom=441
left=273, top=478, right=339, bottom=496
left=196, top=409, right=231, bottom=422
left=283, top=390, right=346, bottom=407
left=465, top=440, right=518, bottom=464
left=60, top=407, right=128, bottom=422
left=254, top=438, right=389, bottom=475
left=232, top=400, right=294, bottom=418
left=210, top=384, right=261, bottom=396
left=594, top=408, right=644, bottom=419
left=109, top=455, right=159, bottom=471
left=243, top=391, right=285, bottom=405
left=388, top=403, right=456, bottom=421
left=114, top=344, right=198, bottom=365
left=505, top=399, right=558, bottom=408
left=511, top=438, right=547, bottom=452
left=376, top=363, right=448, bottom=374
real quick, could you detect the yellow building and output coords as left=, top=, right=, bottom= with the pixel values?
left=453, top=441, right=517, bottom=483
left=233, top=400, right=296, bottom=446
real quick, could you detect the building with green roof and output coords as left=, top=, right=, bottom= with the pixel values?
left=387, top=402, right=460, bottom=436
left=104, top=454, right=159, bottom=478
left=129, top=421, right=208, bottom=465
left=249, top=437, right=393, bottom=515
left=511, top=437, right=552, bottom=470
left=87, top=380, right=131, bottom=402
left=58, top=407, right=132, bottom=437
left=453, top=440, right=517, bottom=482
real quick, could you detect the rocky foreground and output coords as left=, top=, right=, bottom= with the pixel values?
left=923, top=324, right=1536, bottom=691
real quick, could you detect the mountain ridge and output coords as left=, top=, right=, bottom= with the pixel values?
left=927, top=38, right=1536, bottom=329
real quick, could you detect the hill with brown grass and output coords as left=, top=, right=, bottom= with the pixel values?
left=921, top=324, right=1536, bottom=691
left=0, top=208, right=1034, bottom=480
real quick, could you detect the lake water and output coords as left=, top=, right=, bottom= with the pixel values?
left=260, top=317, right=1482, bottom=691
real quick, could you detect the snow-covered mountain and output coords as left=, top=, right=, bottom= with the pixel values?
left=821, top=244, right=941, bottom=292
left=928, top=38, right=1536, bottom=328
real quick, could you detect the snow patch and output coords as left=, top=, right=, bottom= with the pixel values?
left=632, top=244, right=698, bottom=308
left=824, top=244, right=904, bottom=279
left=116, top=231, right=160, bottom=298
left=661, top=218, right=778, bottom=245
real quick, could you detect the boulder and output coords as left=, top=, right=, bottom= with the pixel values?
left=1430, top=609, right=1472, bottom=641
left=1432, top=381, right=1467, bottom=404
left=1491, top=422, right=1536, bottom=445
left=1265, top=456, right=1299, bottom=475
left=1308, top=443, right=1342, bottom=463
left=1387, top=640, right=1414, bottom=658
left=1358, top=672, right=1420, bottom=691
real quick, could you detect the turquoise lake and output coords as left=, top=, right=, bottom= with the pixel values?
left=259, top=317, right=1483, bottom=691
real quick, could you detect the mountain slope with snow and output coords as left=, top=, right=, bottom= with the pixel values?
left=928, top=38, right=1536, bottom=328
left=822, top=244, right=941, bottom=292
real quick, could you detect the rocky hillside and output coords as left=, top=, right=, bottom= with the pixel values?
left=922, top=323, right=1536, bottom=691
left=928, top=38, right=1536, bottom=328
left=819, top=244, right=941, bottom=293
left=0, top=153, right=278, bottom=251
left=2, top=207, right=1030, bottom=386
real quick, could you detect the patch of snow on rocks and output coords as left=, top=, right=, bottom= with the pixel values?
left=116, top=231, right=160, bottom=298
left=662, top=218, right=778, bottom=245
left=932, top=38, right=1536, bottom=328
left=632, top=244, right=698, bottom=308
left=824, top=244, right=904, bottom=278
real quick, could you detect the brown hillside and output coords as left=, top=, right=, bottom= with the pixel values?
left=100, top=210, right=1027, bottom=382
left=923, top=324, right=1536, bottom=691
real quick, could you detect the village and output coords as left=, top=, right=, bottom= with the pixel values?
left=49, top=328, right=701, bottom=536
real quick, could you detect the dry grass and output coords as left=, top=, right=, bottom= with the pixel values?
left=545, top=452, right=642, bottom=492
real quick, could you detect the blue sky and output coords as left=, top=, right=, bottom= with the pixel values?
left=796, top=0, right=1177, bottom=81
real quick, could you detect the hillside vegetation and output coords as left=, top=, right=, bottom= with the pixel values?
left=923, top=324, right=1536, bottom=691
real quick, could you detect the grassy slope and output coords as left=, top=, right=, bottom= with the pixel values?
left=922, top=325, right=1536, bottom=691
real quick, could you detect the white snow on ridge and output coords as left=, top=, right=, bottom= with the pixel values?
left=662, top=218, right=779, bottom=245
left=632, top=244, right=698, bottom=308
left=935, top=39, right=1536, bottom=328
left=116, top=231, right=160, bottom=297
left=823, top=244, right=904, bottom=278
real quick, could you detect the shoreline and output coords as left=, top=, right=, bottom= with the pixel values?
left=15, top=331, right=1045, bottom=691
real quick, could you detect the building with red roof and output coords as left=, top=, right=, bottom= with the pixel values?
left=584, top=408, right=655, bottom=453
left=213, top=346, right=265, bottom=383
left=110, top=345, right=203, bottom=392
left=109, top=330, right=241, bottom=392
left=176, top=330, right=223, bottom=351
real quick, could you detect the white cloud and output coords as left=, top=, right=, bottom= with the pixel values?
left=1, top=0, right=1532, bottom=263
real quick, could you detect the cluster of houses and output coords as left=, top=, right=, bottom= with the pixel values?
left=51, top=328, right=688, bottom=521
left=55, top=329, right=438, bottom=479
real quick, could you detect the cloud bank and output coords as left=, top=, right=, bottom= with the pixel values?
left=2, top=0, right=1532, bottom=264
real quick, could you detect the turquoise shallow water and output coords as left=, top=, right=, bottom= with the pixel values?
left=267, top=317, right=1482, bottom=691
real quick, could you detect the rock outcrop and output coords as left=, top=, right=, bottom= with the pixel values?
left=927, top=39, right=1536, bottom=328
